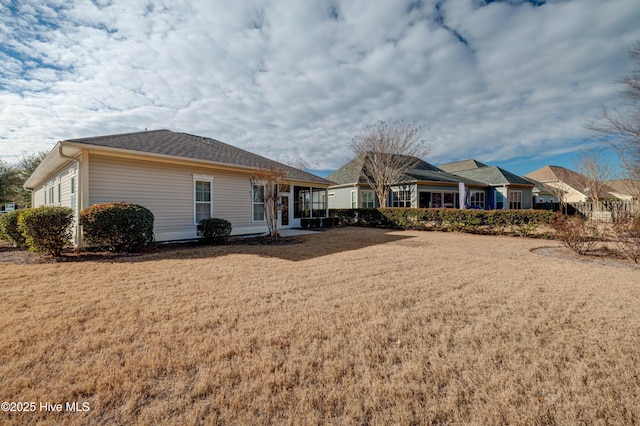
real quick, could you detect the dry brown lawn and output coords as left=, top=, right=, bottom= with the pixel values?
left=1, top=227, right=639, bottom=425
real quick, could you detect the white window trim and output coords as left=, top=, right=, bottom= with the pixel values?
left=252, top=183, right=266, bottom=222
left=350, top=190, right=357, bottom=209
left=391, top=186, right=412, bottom=208
left=470, top=191, right=485, bottom=208
left=508, top=190, right=523, bottom=209
left=193, top=175, right=214, bottom=225
left=361, top=190, right=375, bottom=208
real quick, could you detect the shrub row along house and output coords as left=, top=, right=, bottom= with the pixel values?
left=24, top=130, right=332, bottom=246
left=327, top=157, right=534, bottom=210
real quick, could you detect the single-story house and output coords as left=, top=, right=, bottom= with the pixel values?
left=327, top=156, right=487, bottom=209
left=439, top=159, right=535, bottom=209
left=24, top=129, right=332, bottom=246
left=604, top=179, right=640, bottom=201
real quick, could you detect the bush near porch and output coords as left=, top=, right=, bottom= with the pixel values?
left=330, top=208, right=556, bottom=237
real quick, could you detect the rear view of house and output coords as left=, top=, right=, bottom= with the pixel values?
left=327, top=156, right=486, bottom=209
left=24, top=130, right=331, bottom=246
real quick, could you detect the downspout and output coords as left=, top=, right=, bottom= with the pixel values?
left=58, top=145, right=83, bottom=248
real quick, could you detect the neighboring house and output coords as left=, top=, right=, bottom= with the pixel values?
left=327, top=156, right=486, bottom=209
left=524, top=165, right=617, bottom=203
left=24, top=129, right=332, bottom=246
left=604, top=179, right=640, bottom=201
left=1, top=202, right=16, bottom=213
left=439, top=159, right=535, bottom=209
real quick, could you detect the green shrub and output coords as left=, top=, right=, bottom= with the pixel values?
left=300, top=218, right=310, bottom=229
left=79, top=202, right=154, bottom=252
left=197, top=218, right=232, bottom=244
left=0, top=209, right=27, bottom=247
left=18, top=207, right=74, bottom=257
left=329, top=208, right=556, bottom=237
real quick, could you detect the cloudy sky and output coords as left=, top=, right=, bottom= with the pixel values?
left=2, top=0, right=640, bottom=176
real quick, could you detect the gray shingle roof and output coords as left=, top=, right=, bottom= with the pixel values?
left=438, top=159, right=489, bottom=172
left=65, top=129, right=331, bottom=185
left=452, top=166, right=533, bottom=186
left=327, top=155, right=485, bottom=186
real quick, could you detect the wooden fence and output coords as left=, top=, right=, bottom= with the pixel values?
left=567, top=200, right=639, bottom=222
left=535, top=201, right=639, bottom=221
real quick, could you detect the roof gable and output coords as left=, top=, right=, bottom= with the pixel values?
left=438, top=159, right=489, bottom=172
left=525, top=165, right=619, bottom=199
left=452, top=166, right=533, bottom=186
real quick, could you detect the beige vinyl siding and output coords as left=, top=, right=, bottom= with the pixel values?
left=32, top=164, right=77, bottom=209
left=88, top=154, right=266, bottom=240
left=33, top=186, right=46, bottom=207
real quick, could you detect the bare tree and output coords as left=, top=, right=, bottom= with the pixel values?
left=251, top=168, right=287, bottom=240
left=279, top=156, right=318, bottom=174
left=545, top=183, right=570, bottom=214
left=349, top=119, right=432, bottom=208
left=589, top=42, right=640, bottom=198
left=573, top=148, right=613, bottom=204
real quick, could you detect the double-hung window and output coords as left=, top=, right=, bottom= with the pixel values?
left=194, top=176, right=213, bottom=224
left=361, top=190, right=375, bottom=208
left=253, top=185, right=265, bottom=221
left=392, top=188, right=411, bottom=208
left=470, top=191, right=485, bottom=209
left=508, top=190, right=522, bottom=209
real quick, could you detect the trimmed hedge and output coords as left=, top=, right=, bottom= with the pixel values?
left=18, top=207, right=74, bottom=257
left=0, top=209, right=27, bottom=248
left=300, top=217, right=339, bottom=229
left=197, top=218, right=232, bottom=244
left=79, top=202, right=154, bottom=252
left=329, top=208, right=556, bottom=237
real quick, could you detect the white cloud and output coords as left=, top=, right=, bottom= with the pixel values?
left=1, top=0, right=640, bottom=174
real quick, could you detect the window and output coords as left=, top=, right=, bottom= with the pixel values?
left=294, top=186, right=326, bottom=218
left=194, top=177, right=213, bottom=224
left=495, top=191, right=505, bottom=209
left=391, top=188, right=411, bottom=207
left=294, top=186, right=310, bottom=218
left=48, top=186, right=54, bottom=206
left=470, top=191, right=485, bottom=208
left=253, top=184, right=265, bottom=221
left=71, top=176, right=75, bottom=194
left=361, top=191, right=375, bottom=208
left=312, top=188, right=326, bottom=217
left=443, top=192, right=457, bottom=208
left=57, top=182, right=61, bottom=203
left=431, top=192, right=442, bottom=208
left=508, top=190, right=522, bottom=209
left=350, top=190, right=357, bottom=209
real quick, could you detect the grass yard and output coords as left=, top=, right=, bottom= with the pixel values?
left=1, top=227, right=639, bottom=425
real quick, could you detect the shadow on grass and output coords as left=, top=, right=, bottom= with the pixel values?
left=133, top=227, right=415, bottom=263
left=0, top=228, right=416, bottom=264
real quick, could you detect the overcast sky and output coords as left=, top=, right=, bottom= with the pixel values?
left=2, top=0, right=640, bottom=176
